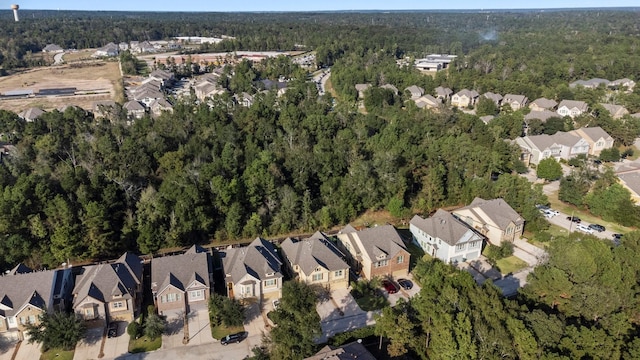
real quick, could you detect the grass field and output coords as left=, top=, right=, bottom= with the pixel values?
left=211, top=324, right=245, bottom=340
left=40, top=348, right=74, bottom=360
left=495, top=256, right=529, bottom=275
left=0, top=60, right=122, bottom=113
left=128, top=335, right=161, bottom=353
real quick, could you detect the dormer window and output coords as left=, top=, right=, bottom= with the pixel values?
left=266, top=272, right=275, bottom=277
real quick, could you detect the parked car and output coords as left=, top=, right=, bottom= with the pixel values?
left=107, top=322, right=118, bottom=338
left=567, top=216, right=581, bottom=223
left=221, top=331, right=248, bottom=345
left=612, top=233, right=623, bottom=240
left=397, top=278, right=413, bottom=290
left=588, top=224, right=606, bottom=232
left=382, top=279, right=399, bottom=294
left=576, top=224, right=594, bottom=234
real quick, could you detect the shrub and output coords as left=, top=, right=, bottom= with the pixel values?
left=127, top=321, right=141, bottom=338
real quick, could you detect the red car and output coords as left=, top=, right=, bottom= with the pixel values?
left=382, top=280, right=399, bottom=294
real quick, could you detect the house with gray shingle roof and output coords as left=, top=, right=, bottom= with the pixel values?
left=336, top=224, right=409, bottom=280
left=609, top=78, right=635, bottom=92
left=414, top=94, right=441, bottom=109
left=405, top=85, right=425, bottom=100
left=410, top=209, right=484, bottom=264
left=355, top=84, right=371, bottom=99
left=42, top=44, right=64, bottom=53
left=502, top=94, right=528, bottom=110
left=380, top=84, right=399, bottom=95
left=453, top=198, right=524, bottom=246
left=434, top=86, right=453, bottom=100
left=515, top=130, right=589, bottom=165
left=73, top=252, right=143, bottom=324
left=451, top=89, right=480, bottom=108
left=557, top=100, right=588, bottom=118
left=0, top=266, right=73, bottom=341
left=525, top=110, right=559, bottom=123
left=281, top=232, right=350, bottom=290
left=18, top=107, right=45, bottom=122
left=571, top=126, right=614, bottom=156
left=529, top=98, right=558, bottom=112
left=599, top=103, right=629, bottom=119
left=570, top=78, right=610, bottom=89
left=617, top=172, right=640, bottom=204
left=149, top=98, right=173, bottom=117
left=151, top=245, right=212, bottom=316
left=482, top=92, right=503, bottom=106
left=221, top=238, right=283, bottom=302
left=124, top=100, right=146, bottom=119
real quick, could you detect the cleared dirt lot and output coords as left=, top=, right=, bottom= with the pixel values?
left=0, top=61, right=122, bottom=113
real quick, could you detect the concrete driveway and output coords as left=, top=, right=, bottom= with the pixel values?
left=185, top=308, right=214, bottom=346
left=316, top=287, right=376, bottom=343
left=0, top=337, right=17, bottom=360
left=102, top=321, right=129, bottom=359
left=13, top=340, right=41, bottom=360
left=161, top=312, right=186, bottom=350
left=73, top=325, right=104, bottom=360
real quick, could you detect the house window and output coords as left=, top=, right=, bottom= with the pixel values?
left=164, top=293, right=180, bottom=303
left=112, top=301, right=124, bottom=309
left=19, top=317, right=26, bottom=325
left=241, top=285, right=253, bottom=296
left=374, top=260, right=389, bottom=268
left=28, top=315, right=36, bottom=324
left=334, top=270, right=344, bottom=279
left=264, top=279, right=276, bottom=288
left=312, top=273, right=323, bottom=282
left=189, top=290, right=204, bottom=301
left=469, top=241, right=479, bottom=249
left=456, top=244, right=466, bottom=252
left=397, top=255, right=404, bottom=264
left=85, top=308, right=94, bottom=317
left=7, top=317, right=16, bottom=326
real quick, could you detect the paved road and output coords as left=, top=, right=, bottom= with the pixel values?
left=53, top=52, right=65, bottom=65
left=545, top=211, right=615, bottom=241
left=312, top=68, right=330, bottom=96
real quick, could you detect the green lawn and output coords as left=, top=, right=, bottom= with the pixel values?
left=495, top=256, right=529, bottom=275
left=128, top=335, right=162, bottom=353
left=211, top=324, right=245, bottom=340
left=352, top=290, right=389, bottom=311
left=40, top=348, right=74, bottom=360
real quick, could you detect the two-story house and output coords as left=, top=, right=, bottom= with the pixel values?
left=571, top=126, right=614, bottom=156
left=599, top=103, right=629, bottom=119
left=410, top=210, right=484, bottom=264
left=529, top=98, right=558, bottom=112
left=514, top=134, right=562, bottom=165
left=0, top=266, right=74, bottom=341
left=482, top=92, right=503, bottom=106
left=281, top=232, right=350, bottom=291
left=453, top=198, right=524, bottom=246
left=405, top=85, right=425, bottom=100
left=557, top=100, right=588, bottom=118
left=73, top=252, right=143, bottom=324
left=502, top=94, right=528, bottom=111
left=221, top=237, right=283, bottom=302
left=451, top=89, right=480, bottom=108
left=336, top=225, right=410, bottom=280
left=434, top=86, right=453, bottom=101
left=151, top=245, right=212, bottom=316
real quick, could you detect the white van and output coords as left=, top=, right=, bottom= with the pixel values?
left=576, top=224, right=594, bottom=234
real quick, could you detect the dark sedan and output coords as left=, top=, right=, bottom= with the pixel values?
left=566, top=216, right=581, bottom=223
left=221, top=331, right=248, bottom=345
left=397, top=278, right=413, bottom=290
left=588, top=224, right=606, bottom=232
left=107, top=322, right=119, bottom=338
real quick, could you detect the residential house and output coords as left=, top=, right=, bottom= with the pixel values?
left=148, top=69, right=174, bottom=87
left=42, top=44, right=63, bottom=53
left=529, top=98, right=558, bottom=112
left=118, top=42, right=130, bottom=51
left=451, top=89, right=480, bottom=108
left=194, top=81, right=224, bottom=101
left=355, top=84, right=371, bottom=99
left=123, top=100, right=146, bottom=119
left=609, top=78, right=636, bottom=92
left=234, top=92, right=254, bottom=107
left=405, top=85, right=425, bottom=100
left=571, top=126, right=614, bottom=156
left=0, top=266, right=74, bottom=341
left=280, top=232, right=350, bottom=291
left=452, top=197, right=524, bottom=246
left=410, top=209, right=484, bottom=264
left=380, top=84, right=399, bottom=95
left=336, top=224, right=410, bottom=280
left=414, top=94, right=441, bottom=109
left=414, top=54, right=457, bottom=72
left=557, top=100, right=588, bottom=118
left=140, top=78, right=163, bottom=91
left=18, top=107, right=45, bottom=122
left=525, top=110, right=559, bottom=123
left=305, top=341, right=376, bottom=360
left=515, top=130, right=590, bottom=165
left=617, top=172, right=640, bottom=204
left=132, top=88, right=164, bottom=107
left=482, top=92, right=503, bottom=106
left=73, top=253, right=143, bottom=324
left=479, top=115, right=495, bottom=124
left=221, top=237, right=283, bottom=302
left=600, top=103, right=629, bottom=119
left=149, top=98, right=173, bottom=117
left=502, top=94, right=528, bottom=110
left=93, top=42, right=119, bottom=57
left=434, top=86, right=453, bottom=101
left=570, top=78, right=610, bottom=89
left=151, top=245, right=212, bottom=316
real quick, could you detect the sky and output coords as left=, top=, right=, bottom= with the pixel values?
left=6, top=0, right=640, bottom=12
